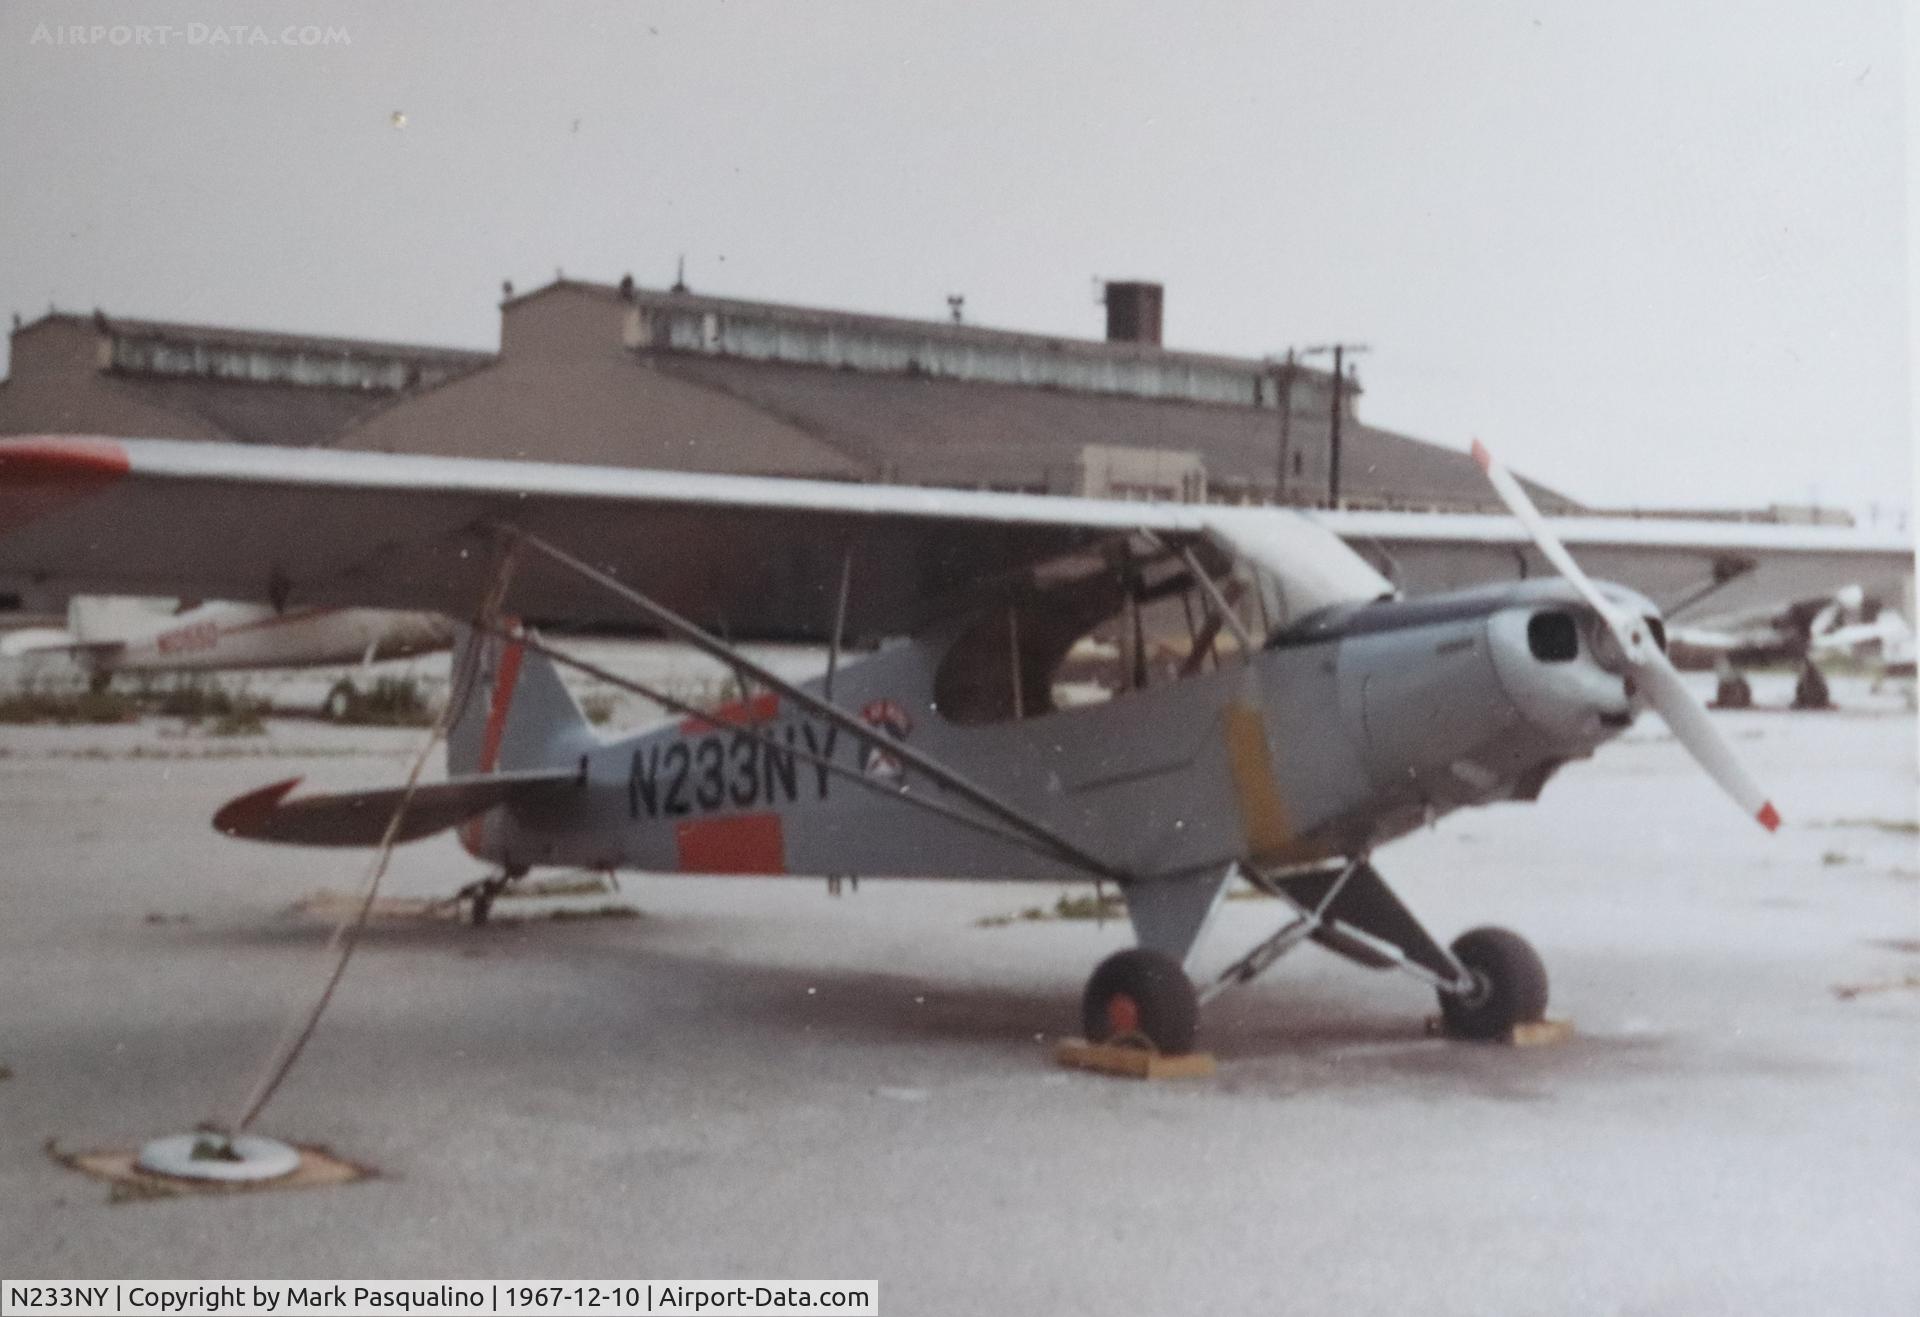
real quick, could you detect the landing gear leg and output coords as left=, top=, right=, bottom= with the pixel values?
left=1206, top=859, right=1549, bottom=1042
left=457, top=864, right=528, bottom=926
left=1081, top=864, right=1231, bottom=1054
left=1792, top=661, right=1833, bottom=711
left=1711, top=663, right=1752, bottom=710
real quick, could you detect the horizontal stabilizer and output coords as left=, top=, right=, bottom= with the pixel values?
left=213, top=769, right=575, bottom=847
left=0, top=628, right=121, bottom=662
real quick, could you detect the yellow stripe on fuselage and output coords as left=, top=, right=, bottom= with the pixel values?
left=1223, top=702, right=1293, bottom=860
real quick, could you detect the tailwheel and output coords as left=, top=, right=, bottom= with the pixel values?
left=1082, top=948, right=1198, bottom=1055
left=456, top=866, right=527, bottom=926
left=1437, top=926, right=1549, bottom=1040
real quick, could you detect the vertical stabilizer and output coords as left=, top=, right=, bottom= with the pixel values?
left=68, top=595, right=174, bottom=644
left=446, top=625, right=595, bottom=777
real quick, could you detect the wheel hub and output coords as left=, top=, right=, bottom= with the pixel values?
left=1454, top=967, right=1493, bottom=1010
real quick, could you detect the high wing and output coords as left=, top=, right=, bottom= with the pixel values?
left=1317, top=508, right=1913, bottom=623
left=4, top=438, right=1906, bottom=638
left=0, top=437, right=1388, bottom=639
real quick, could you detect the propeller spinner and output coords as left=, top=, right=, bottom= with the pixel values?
left=1471, top=440, right=1781, bottom=832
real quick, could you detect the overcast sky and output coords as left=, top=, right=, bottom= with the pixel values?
left=0, top=2, right=1909, bottom=520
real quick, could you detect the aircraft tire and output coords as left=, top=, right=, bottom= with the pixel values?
left=322, top=679, right=356, bottom=721
left=1082, top=948, right=1198, bottom=1055
left=1438, top=926, right=1548, bottom=1040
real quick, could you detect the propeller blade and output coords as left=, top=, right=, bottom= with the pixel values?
left=1638, top=651, right=1781, bottom=831
left=1470, top=439, right=1781, bottom=832
left=1471, top=440, right=1653, bottom=663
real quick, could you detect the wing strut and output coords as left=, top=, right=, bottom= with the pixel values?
left=1662, top=557, right=1759, bottom=623
left=1175, top=544, right=1254, bottom=658
left=1138, top=530, right=1254, bottom=660
left=823, top=548, right=853, bottom=702
left=504, top=527, right=1138, bottom=885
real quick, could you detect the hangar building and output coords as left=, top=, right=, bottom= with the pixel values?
left=0, top=279, right=1578, bottom=513
left=0, top=310, right=490, bottom=448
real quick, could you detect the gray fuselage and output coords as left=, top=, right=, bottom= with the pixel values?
left=474, top=579, right=1650, bottom=887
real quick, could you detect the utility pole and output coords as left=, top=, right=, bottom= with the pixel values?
left=1273, top=348, right=1297, bottom=504
left=1328, top=345, right=1346, bottom=508
left=1301, top=343, right=1369, bottom=508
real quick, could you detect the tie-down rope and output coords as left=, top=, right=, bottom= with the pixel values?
left=223, top=549, right=518, bottom=1135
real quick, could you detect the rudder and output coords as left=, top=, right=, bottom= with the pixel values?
left=446, top=624, right=595, bottom=777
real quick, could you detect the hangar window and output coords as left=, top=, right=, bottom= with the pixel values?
left=1527, top=611, right=1579, bottom=662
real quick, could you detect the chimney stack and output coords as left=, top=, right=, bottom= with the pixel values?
left=1103, top=281, right=1164, bottom=347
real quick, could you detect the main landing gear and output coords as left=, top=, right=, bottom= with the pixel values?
left=1078, top=857, right=1550, bottom=1055
left=1435, top=926, right=1550, bottom=1040
left=1082, top=948, right=1199, bottom=1056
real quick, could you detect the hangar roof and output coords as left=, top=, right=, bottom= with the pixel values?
left=2, top=311, right=494, bottom=448
left=654, top=353, right=1577, bottom=512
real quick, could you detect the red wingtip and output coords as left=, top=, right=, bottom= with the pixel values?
left=213, top=776, right=304, bottom=838
left=0, top=436, right=131, bottom=481
left=1470, top=438, right=1493, bottom=472
left=1756, top=801, right=1781, bottom=833
left=0, top=437, right=132, bottom=537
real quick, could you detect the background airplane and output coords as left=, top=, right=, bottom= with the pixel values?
left=1663, top=585, right=1895, bottom=670
left=0, top=595, right=451, bottom=680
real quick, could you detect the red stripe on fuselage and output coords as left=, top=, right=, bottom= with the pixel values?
left=138, top=606, right=345, bottom=659
left=675, top=813, right=786, bottom=875
left=216, top=606, right=346, bottom=637
left=681, top=691, right=779, bottom=735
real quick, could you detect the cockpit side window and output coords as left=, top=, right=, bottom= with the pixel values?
left=931, top=582, right=1118, bottom=725
left=931, top=544, right=1248, bottom=725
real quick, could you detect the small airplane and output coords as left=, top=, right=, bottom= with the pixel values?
left=1664, top=584, right=1880, bottom=672
left=0, top=435, right=1910, bottom=1054
left=1645, top=588, right=1915, bottom=709
left=0, top=594, right=452, bottom=681
left=1792, top=603, right=1915, bottom=682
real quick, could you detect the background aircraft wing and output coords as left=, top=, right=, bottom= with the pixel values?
left=1318, top=508, right=1914, bottom=622
left=0, top=436, right=1387, bottom=642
